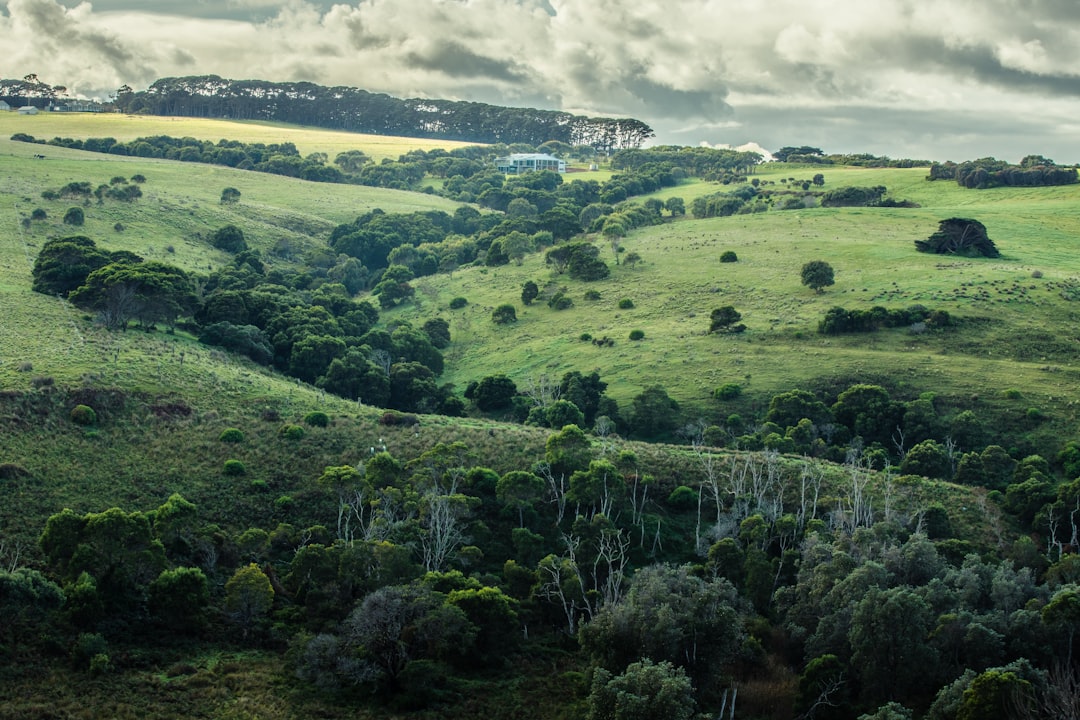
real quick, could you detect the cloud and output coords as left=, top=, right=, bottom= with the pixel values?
left=1, top=0, right=1079, bottom=160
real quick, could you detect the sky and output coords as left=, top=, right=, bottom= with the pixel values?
left=2, top=0, right=1080, bottom=162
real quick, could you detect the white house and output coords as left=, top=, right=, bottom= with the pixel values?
left=495, top=152, right=566, bottom=174
left=17, top=105, right=39, bottom=115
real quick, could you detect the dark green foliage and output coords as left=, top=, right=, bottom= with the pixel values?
left=547, top=242, right=610, bottom=280
left=916, top=218, right=999, bottom=257
left=801, top=260, right=835, bottom=292
left=766, top=389, right=832, bottom=428
left=548, top=291, right=573, bottom=310
left=618, top=298, right=634, bottom=309
left=492, top=304, right=517, bottom=324
left=468, top=374, right=518, bottom=412
left=279, top=424, right=305, bottom=440
left=70, top=404, right=97, bottom=426
left=199, top=322, right=273, bottom=364
left=422, top=318, right=451, bottom=348
left=0, top=568, right=65, bottom=646
left=63, top=207, right=85, bottom=225
left=928, top=157, right=1078, bottom=188
left=819, top=185, right=886, bottom=207
left=219, top=428, right=245, bottom=443
left=149, top=567, right=209, bottom=631
left=220, top=187, right=241, bottom=204
left=720, top=250, right=738, bottom=263
left=630, top=385, right=680, bottom=439
left=818, top=304, right=947, bottom=335
left=31, top=236, right=113, bottom=296
left=449, top=296, right=468, bottom=309
left=713, top=383, right=742, bottom=400
left=303, top=411, right=330, bottom=427
left=223, top=459, right=247, bottom=476
left=30, top=207, right=46, bottom=221
left=521, top=280, right=539, bottom=306
left=211, top=224, right=248, bottom=253
left=70, top=260, right=195, bottom=330
left=587, top=659, right=696, bottom=720
left=709, top=306, right=746, bottom=334
left=628, top=329, right=645, bottom=341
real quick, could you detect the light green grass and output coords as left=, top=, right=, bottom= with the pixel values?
left=388, top=165, right=1080, bottom=456
left=0, top=112, right=484, bottom=161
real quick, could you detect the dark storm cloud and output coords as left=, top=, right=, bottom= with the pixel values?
left=403, top=40, right=529, bottom=82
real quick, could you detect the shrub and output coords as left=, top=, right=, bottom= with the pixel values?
left=113, top=223, right=125, bottom=232
left=31, top=376, right=54, bottom=388
left=130, top=174, right=146, bottom=184
left=492, top=304, right=517, bottom=324
left=220, top=187, right=241, bottom=204
left=30, top=208, right=46, bottom=221
left=1031, top=269, right=1043, bottom=278
left=584, top=290, right=602, bottom=301
left=304, top=411, right=330, bottom=427
left=549, top=294, right=573, bottom=310
left=720, top=250, right=738, bottom=263
left=63, top=207, right=85, bottom=226
left=618, top=298, right=634, bottom=309
left=278, top=423, right=305, bottom=440
left=379, top=411, right=419, bottom=426
left=713, top=383, right=742, bottom=401
left=274, top=495, right=294, bottom=511
left=580, top=333, right=593, bottom=341
left=219, top=428, right=245, bottom=443
left=667, top=485, right=698, bottom=508
left=449, top=296, right=468, bottom=309
left=629, top=329, right=645, bottom=341
left=223, top=459, right=247, bottom=476
left=210, top=225, right=247, bottom=253
left=250, top=479, right=268, bottom=491
left=70, top=404, right=97, bottom=426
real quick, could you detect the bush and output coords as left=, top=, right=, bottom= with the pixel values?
left=303, top=411, right=330, bottom=427
left=30, top=208, right=46, bottom=221
left=492, top=304, right=517, bottom=324
left=629, top=329, right=645, bottom=341
left=618, top=298, right=634, bottom=309
left=713, top=383, right=742, bottom=401
left=70, top=404, right=97, bottom=426
left=720, top=250, right=738, bottom=263
left=449, top=297, right=468, bottom=309
left=584, top=290, right=602, bottom=301
left=667, top=485, right=698, bottom=508
left=211, top=224, right=247, bottom=253
left=223, top=459, right=247, bottom=476
left=219, top=428, right=245, bottom=443
left=63, top=207, right=85, bottom=226
left=379, top=411, right=419, bottom=426
left=580, top=333, right=593, bottom=342
left=278, top=424, right=305, bottom=440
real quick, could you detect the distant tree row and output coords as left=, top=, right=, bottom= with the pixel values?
left=927, top=156, right=1078, bottom=189
left=110, top=75, right=654, bottom=151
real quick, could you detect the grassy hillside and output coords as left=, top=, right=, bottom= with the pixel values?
left=0, top=112, right=482, bottom=161
left=388, top=164, right=1080, bottom=457
left=0, top=114, right=1061, bottom=720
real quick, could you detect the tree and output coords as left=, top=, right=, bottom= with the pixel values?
left=521, top=280, right=539, bottom=305
left=471, top=374, right=518, bottom=411
left=580, top=563, right=741, bottom=693
left=497, top=471, right=545, bottom=527
left=149, top=567, right=209, bottom=631
left=709, top=306, right=746, bottom=334
left=664, top=196, right=686, bottom=216
left=802, top=260, right=835, bottom=293
left=630, top=385, right=680, bottom=439
left=211, top=224, right=248, bottom=253
left=225, top=563, right=274, bottom=636
left=334, top=149, right=370, bottom=173
left=587, top=659, right=696, bottom=720
left=492, top=304, right=517, bottom=324
left=31, top=236, right=113, bottom=296
left=220, top=187, right=241, bottom=204
left=916, top=218, right=1000, bottom=257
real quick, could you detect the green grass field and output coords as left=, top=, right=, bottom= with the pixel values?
left=2, top=113, right=1079, bottom=465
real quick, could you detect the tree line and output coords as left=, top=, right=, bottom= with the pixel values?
left=928, top=156, right=1078, bottom=189
left=108, top=75, right=654, bottom=151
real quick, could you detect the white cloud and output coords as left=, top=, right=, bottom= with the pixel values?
left=1, top=0, right=1079, bottom=160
